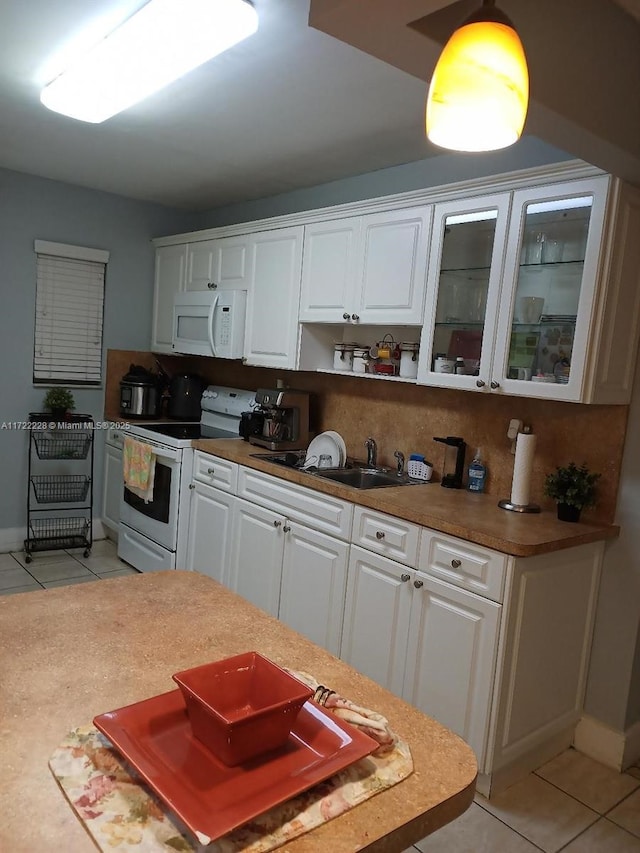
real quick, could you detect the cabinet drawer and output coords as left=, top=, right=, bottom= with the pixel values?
left=418, top=530, right=508, bottom=603
left=238, top=467, right=353, bottom=540
left=192, top=451, right=238, bottom=493
left=352, top=506, right=420, bottom=567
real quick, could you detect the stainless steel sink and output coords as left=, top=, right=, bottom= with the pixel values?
left=314, top=467, right=407, bottom=489
left=251, top=452, right=429, bottom=489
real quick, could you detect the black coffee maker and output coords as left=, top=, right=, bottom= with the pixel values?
left=434, top=436, right=466, bottom=489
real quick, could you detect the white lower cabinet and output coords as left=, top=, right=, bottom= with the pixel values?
left=229, top=467, right=353, bottom=654
left=102, top=438, right=123, bottom=535
left=340, top=546, right=413, bottom=697
left=403, top=572, right=501, bottom=769
left=185, top=482, right=236, bottom=585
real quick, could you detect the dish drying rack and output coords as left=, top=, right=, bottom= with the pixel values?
left=24, top=413, right=94, bottom=562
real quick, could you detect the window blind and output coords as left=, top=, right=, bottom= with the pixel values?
left=33, top=241, right=109, bottom=386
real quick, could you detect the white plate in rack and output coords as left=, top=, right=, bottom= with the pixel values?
left=305, top=433, right=342, bottom=468
left=324, top=431, right=347, bottom=466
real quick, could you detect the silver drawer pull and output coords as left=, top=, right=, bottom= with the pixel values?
left=188, top=483, right=195, bottom=490
left=283, top=525, right=291, bottom=533
left=273, top=520, right=282, bottom=528
left=207, top=467, right=215, bottom=474
left=451, top=559, right=462, bottom=568
left=375, top=531, right=385, bottom=540
left=401, top=573, right=410, bottom=582
left=413, top=579, right=424, bottom=589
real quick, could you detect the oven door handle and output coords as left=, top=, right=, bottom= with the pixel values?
left=147, top=445, right=181, bottom=463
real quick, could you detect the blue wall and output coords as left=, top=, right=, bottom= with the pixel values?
left=196, top=136, right=573, bottom=227
left=0, top=167, right=198, bottom=535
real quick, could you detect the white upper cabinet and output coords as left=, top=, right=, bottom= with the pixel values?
left=243, top=226, right=304, bottom=369
left=151, top=244, right=187, bottom=353
left=299, top=207, right=432, bottom=325
left=417, top=176, right=640, bottom=403
left=185, top=236, right=253, bottom=291
left=417, top=193, right=511, bottom=392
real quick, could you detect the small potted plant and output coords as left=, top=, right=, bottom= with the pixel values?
left=43, top=387, right=75, bottom=420
left=543, top=462, right=600, bottom=522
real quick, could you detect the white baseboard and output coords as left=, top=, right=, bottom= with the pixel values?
left=573, top=714, right=640, bottom=771
left=0, top=520, right=108, bottom=555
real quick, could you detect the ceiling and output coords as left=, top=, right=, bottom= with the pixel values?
left=0, top=0, right=638, bottom=212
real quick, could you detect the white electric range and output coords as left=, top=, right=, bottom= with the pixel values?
left=118, top=386, right=257, bottom=573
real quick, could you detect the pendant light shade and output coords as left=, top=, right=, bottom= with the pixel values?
left=426, top=0, right=529, bottom=152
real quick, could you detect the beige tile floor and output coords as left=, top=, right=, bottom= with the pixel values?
left=407, top=749, right=640, bottom=853
left=0, top=537, right=138, bottom=594
left=3, top=542, right=639, bottom=851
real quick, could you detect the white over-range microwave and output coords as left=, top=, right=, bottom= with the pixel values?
left=172, top=290, right=247, bottom=358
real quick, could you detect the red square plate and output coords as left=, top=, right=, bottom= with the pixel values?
left=94, top=690, right=378, bottom=845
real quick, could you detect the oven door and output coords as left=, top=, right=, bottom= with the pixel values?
left=120, top=442, right=182, bottom=552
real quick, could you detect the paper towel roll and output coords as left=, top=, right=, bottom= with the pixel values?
left=511, top=433, right=536, bottom=506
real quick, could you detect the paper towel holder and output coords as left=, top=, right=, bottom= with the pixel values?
left=499, top=425, right=541, bottom=513
left=498, top=498, right=541, bottom=513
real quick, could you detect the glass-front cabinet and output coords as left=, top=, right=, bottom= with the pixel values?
left=492, top=177, right=609, bottom=401
left=417, top=194, right=511, bottom=390
left=418, top=177, right=612, bottom=401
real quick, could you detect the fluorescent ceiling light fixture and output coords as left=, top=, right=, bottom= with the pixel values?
left=426, top=0, right=529, bottom=152
left=40, top=0, right=258, bottom=123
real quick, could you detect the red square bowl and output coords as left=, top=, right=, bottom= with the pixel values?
left=172, top=652, right=314, bottom=766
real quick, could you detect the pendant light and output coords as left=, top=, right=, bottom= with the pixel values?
left=426, top=0, right=529, bottom=152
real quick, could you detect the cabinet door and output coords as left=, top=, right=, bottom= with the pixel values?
left=151, top=244, right=186, bottom=352
left=244, top=227, right=304, bottom=369
left=358, top=207, right=432, bottom=324
left=228, top=497, right=285, bottom=617
left=493, top=176, right=609, bottom=401
left=299, top=218, right=361, bottom=322
left=403, top=573, right=501, bottom=769
left=102, top=444, right=122, bottom=533
left=279, top=521, right=349, bottom=656
left=340, top=545, right=413, bottom=696
left=417, top=194, right=511, bottom=391
left=185, top=482, right=235, bottom=585
left=185, top=241, right=216, bottom=291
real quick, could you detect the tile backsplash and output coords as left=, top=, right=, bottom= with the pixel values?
left=106, top=351, right=628, bottom=524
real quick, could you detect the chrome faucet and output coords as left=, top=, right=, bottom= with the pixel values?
left=365, top=437, right=377, bottom=468
left=394, top=450, right=405, bottom=476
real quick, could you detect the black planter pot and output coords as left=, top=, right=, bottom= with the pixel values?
left=557, top=503, right=581, bottom=523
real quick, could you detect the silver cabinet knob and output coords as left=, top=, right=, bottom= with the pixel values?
left=273, top=520, right=282, bottom=528
left=413, top=579, right=424, bottom=588
left=283, top=525, right=291, bottom=533
left=476, top=379, right=485, bottom=388
left=188, top=483, right=195, bottom=490
left=342, top=312, right=351, bottom=320
left=451, top=558, right=462, bottom=568
left=207, top=467, right=214, bottom=474
left=351, top=313, right=360, bottom=321
left=490, top=380, right=500, bottom=389
left=207, top=281, right=218, bottom=289
left=401, top=573, right=411, bottom=582
left=375, top=531, right=385, bottom=540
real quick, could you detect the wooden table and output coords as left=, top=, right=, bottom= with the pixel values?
left=0, top=571, right=476, bottom=852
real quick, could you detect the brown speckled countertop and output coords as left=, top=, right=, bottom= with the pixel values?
left=1, top=572, right=476, bottom=852
left=193, top=439, right=619, bottom=557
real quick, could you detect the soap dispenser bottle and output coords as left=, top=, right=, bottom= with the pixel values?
left=468, top=448, right=487, bottom=493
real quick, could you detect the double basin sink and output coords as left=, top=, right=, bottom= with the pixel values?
left=252, top=451, right=428, bottom=490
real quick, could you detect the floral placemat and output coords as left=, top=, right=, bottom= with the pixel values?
left=49, top=671, right=413, bottom=852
